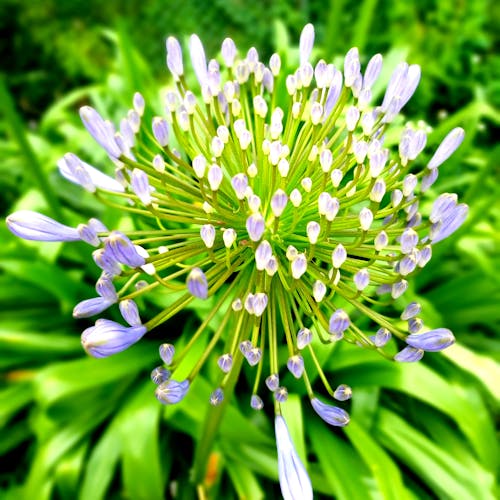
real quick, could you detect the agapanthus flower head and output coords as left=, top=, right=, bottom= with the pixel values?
left=6, top=23, right=468, bottom=498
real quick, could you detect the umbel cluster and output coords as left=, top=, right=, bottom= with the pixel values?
left=7, top=24, right=466, bottom=499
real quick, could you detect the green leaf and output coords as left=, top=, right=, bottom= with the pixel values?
left=117, top=382, right=164, bottom=500
left=310, top=421, right=374, bottom=500
left=344, top=420, right=410, bottom=500
left=375, top=409, right=497, bottom=500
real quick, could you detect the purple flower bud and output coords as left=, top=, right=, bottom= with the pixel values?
left=6, top=211, right=81, bottom=242
left=239, top=340, right=252, bottom=356
left=299, top=23, right=315, bottom=66
left=400, top=228, right=419, bottom=254
left=374, top=230, right=389, bottom=251
left=155, top=379, right=190, bottom=404
left=291, top=254, right=307, bottom=279
left=353, top=269, right=370, bottom=291
left=359, top=207, right=374, bottom=231
left=408, top=318, right=424, bottom=333
left=370, top=328, right=392, bottom=347
left=207, top=164, right=223, bottom=191
left=77, top=224, right=100, bottom=246
left=427, top=128, right=465, bottom=169
left=82, top=319, right=146, bottom=358
left=271, top=189, right=288, bottom=217
left=287, top=355, right=304, bottom=378
left=275, top=387, right=288, bottom=403
left=217, top=353, right=233, bottom=373
left=151, top=366, right=171, bottom=385
left=392, top=280, right=408, bottom=299
left=159, top=343, right=175, bottom=365
left=105, top=231, right=145, bottom=268
left=275, top=415, right=313, bottom=500
left=255, top=240, right=273, bottom=270
left=306, top=221, right=321, bottom=245
left=251, top=394, right=264, bottom=410
left=210, top=388, right=224, bottom=406
left=363, top=53, right=383, bottom=89
left=430, top=203, right=468, bottom=243
left=133, top=92, right=145, bottom=116
left=246, top=213, right=265, bottom=241
left=311, top=397, right=350, bottom=426
left=93, top=248, right=122, bottom=276
left=406, top=328, right=455, bottom=352
left=79, top=106, right=121, bottom=158
left=401, top=302, right=421, bottom=320
left=329, top=309, right=350, bottom=339
left=331, top=243, right=347, bottom=269
left=152, top=117, right=169, bottom=146
left=398, top=254, right=417, bottom=276
left=187, top=267, right=208, bottom=299
left=266, top=374, right=280, bottom=391
left=131, top=168, right=152, bottom=205
left=252, top=293, right=268, bottom=317
left=245, top=347, right=262, bottom=366
left=297, top=328, right=313, bottom=349
left=394, top=346, right=424, bottom=362
left=421, top=168, right=438, bottom=192
left=189, top=34, right=208, bottom=85
left=313, top=280, right=327, bottom=302
left=200, top=224, right=216, bottom=248
left=166, top=36, right=183, bottom=78
left=119, top=299, right=141, bottom=327
left=95, top=275, right=117, bottom=301
left=333, top=384, right=352, bottom=401
left=221, top=37, right=237, bottom=67
left=324, top=70, right=343, bottom=118
left=73, top=296, right=115, bottom=318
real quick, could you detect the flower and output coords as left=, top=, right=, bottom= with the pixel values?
left=6, top=23, right=467, bottom=498
left=275, top=415, right=313, bottom=500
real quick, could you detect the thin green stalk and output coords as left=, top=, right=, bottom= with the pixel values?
left=192, top=351, right=245, bottom=489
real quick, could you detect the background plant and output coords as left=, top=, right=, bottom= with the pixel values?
left=0, top=1, right=498, bottom=498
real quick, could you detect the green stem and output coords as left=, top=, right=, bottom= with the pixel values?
left=192, top=352, right=244, bottom=489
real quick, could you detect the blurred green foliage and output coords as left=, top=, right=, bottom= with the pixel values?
left=1, top=0, right=499, bottom=499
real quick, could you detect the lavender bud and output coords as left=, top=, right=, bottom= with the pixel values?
left=155, top=379, right=190, bottom=404
left=427, top=128, right=465, bottom=169
left=131, top=168, right=152, bottom=205
left=166, top=36, right=184, bottom=78
left=394, top=346, right=424, bottom=362
left=329, top=309, right=350, bottom=339
left=159, top=343, right=175, bottom=365
left=152, top=117, right=169, bottom=146
left=79, top=106, right=121, bottom=158
left=251, top=394, right=264, bottom=410
left=246, top=213, right=265, bottom=241
left=82, top=319, right=146, bottom=358
left=6, top=211, right=81, bottom=242
left=266, top=374, right=280, bottom=391
left=151, top=366, right=171, bottom=385
left=73, top=297, right=115, bottom=318
left=119, top=299, right=141, bottom=327
left=105, top=231, right=145, bottom=268
left=255, top=240, right=273, bottom=270
left=200, top=224, right=216, bottom=248
left=187, top=267, right=209, bottom=299
left=370, top=328, right=391, bottom=347
left=406, top=328, right=455, bottom=352
left=333, top=384, right=352, bottom=401
left=297, top=328, right=313, bottom=349
left=401, top=302, right=421, bottom=320
left=311, top=397, right=350, bottom=426
left=210, top=388, right=224, bottom=406
left=275, top=415, right=313, bottom=500
left=217, top=353, right=233, bottom=373
left=287, top=355, right=305, bottom=378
